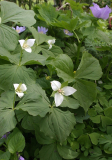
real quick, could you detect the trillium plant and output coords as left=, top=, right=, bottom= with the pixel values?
left=0, top=1, right=112, bottom=160
left=51, top=80, right=77, bottom=106
left=19, top=39, right=35, bottom=53
left=13, top=84, right=27, bottom=98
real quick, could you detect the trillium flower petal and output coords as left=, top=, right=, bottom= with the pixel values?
left=26, top=39, right=35, bottom=47
left=63, top=86, right=77, bottom=96
left=25, top=47, right=32, bottom=53
left=20, top=84, right=27, bottom=92
left=55, top=92, right=64, bottom=107
left=13, top=84, right=19, bottom=90
left=19, top=40, right=25, bottom=48
left=51, top=80, right=61, bottom=91
left=16, top=92, right=24, bottom=98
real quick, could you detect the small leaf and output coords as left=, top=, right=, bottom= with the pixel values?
left=7, top=128, right=25, bottom=154
left=57, top=144, right=79, bottom=159
left=89, top=133, right=100, bottom=145
left=0, top=150, right=11, bottom=160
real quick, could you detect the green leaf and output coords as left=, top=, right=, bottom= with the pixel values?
left=0, top=90, right=15, bottom=110
left=88, top=108, right=97, bottom=117
left=20, top=50, right=47, bottom=66
left=104, top=107, right=112, bottom=119
left=57, top=144, right=79, bottom=159
left=29, top=27, right=54, bottom=46
left=16, top=83, right=50, bottom=117
left=0, top=64, right=36, bottom=90
left=90, top=115, right=101, bottom=124
left=89, top=146, right=102, bottom=158
left=1, top=1, right=36, bottom=26
left=0, top=24, right=19, bottom=51
left=0, top=110, right=17, bottom=137
left=7, top=128, right=25, bottom=154
left=35, top=127, right=55, bottom=145
left=21, top=114, right=36, bottom=130
left=36, top=108, right=76, bottom=143
left=39, top=143, right=62, bottom=160
left=52, top=18, right=79, bottom=31
left=101, top=116, right=112, bottom=128
left=0, top=47, right=20, bottom=64
left=99, top=135, right=112, bottom=153
left=0, top=150, right=11, bottom=160
left=38, top=3, right=59, bottom=24
left=73, top=79, right=97, bottom=112
left=75, top=51, right=102, bottom=80
left=77, top=134, right=91, bottom=149
left=50, top=54, right=74, bottom=83
left=61, top=97, right=79, bottom=109
left=89, top=133, right=100, bottom=145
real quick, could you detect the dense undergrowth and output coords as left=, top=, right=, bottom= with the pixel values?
left=0, top=0, right=112, bottom=159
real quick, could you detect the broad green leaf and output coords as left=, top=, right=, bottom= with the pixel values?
left=0, top=64, right=36, bottom=90
left=21, top=114, right=36, bottom=130
left=1, top=1, right=36, bottom=26
left=29, top=27, right=54, bottom=46
left=73, top=79, right=97, bottom=112
left=20, top=50, right=47, bottom=66
left=37, top=108, right=76, bottom=143
left=57, top=144, right=79, bottom=159
left=0, top=47, right=20, bottom=64
left=35, top=128, right=55, bottom=145
left=61, top=97, right=79, bottom=109
left=0, top=90, right=15, bottom=110
left=40, top=143, right=62, bottom=160
left=75, top=51, right=102, bottom=80
left=15, top=83, right=50, bottom=117
left=52, top=18, right=79, bottom=31
left=7, top=128, right=25, bottom=154
left=16, top=97, right=50, bottom=117
left=89, top=133, right=100, bottom=145
left=88, top=108, right=97, bottom=117
left=0, top=150, right=11, bottom=160
left=0, top=110, right=17, bottom=137
left=0, top=24, right=19, bottom=51
left=50, top=54, right=75, bottom=83
left=42, top=45, right=63, bottom=58
left=38, top=3, right=59, bottom=24
left=77, top=134, right=91, bottom=149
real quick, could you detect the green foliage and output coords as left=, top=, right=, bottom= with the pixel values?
left=0, top=1, right=112, bottom=159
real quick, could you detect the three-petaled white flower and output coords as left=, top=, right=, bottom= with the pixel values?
left=51, top=80, right=77, bottom=107
left=48, top=39, right=55, bottom=49
left=19, top=39, right=35, bottom=53
left=13, top=83, right=27, bottom=98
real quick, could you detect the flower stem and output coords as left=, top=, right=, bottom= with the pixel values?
left=19, top=49, right=23, bottom=65
left=13, top=93, right=16, bottom=110
left=73, top=31, right=80, bottom=43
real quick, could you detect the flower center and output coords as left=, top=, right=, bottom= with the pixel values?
left=39, top=31, right=44, bottom=34
left=58, top=89, right=64, bottom=95
left=64, top=30, right=69, bottom=34
left=16, top=29, right=20, bottom=33
left=23, top=42, right=29, bottom=49
left=16, top=85, right=22, bottom=93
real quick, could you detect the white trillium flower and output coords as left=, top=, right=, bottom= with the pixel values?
left=13, top=83, right=27, bottom=98
left=19, top=39, right=35, bottom=53
left=48, top=39, right=55, bottom=49
left=51, top=80, right=77, bottom=107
